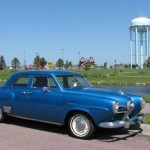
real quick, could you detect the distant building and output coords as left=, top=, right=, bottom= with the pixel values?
left=47, top=61, right=54, bottom=69
left=25, top=65, right=35, bottom=70
left=24, top=64, right=48, bottom=70
left=79, top=56, right=96, bottom=68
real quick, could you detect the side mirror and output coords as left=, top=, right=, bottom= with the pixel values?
left=43, top=87, right=50, bottom=92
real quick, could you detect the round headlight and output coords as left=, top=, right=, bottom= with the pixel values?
left=113, top=101, right=119, bottom=114
left=140, top=98, right=145, bottom=108
left=127, top=99, right=135, bottom=111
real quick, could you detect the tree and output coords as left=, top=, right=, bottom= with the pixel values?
left=34, top=55, right=41, bottom=69
left=68, top=61, right=72, bottom=69
left=0, top=56, right=6, bottom=70
left=124, top=64, right=129, bottom=68
left=132, top=64, right=138, bottom=69
left=104, top=62, right=108, bottom=69
left=64, top=60, right=69, bottom=69
left=40, top=57, right=47, bottom=68
left=64, top=60, right=72, bottom=69
left=33, top=55, right=47, bottom=69
left=84, top=63, right=91, bottom=71
left=144, top=57, right=150, bottom=69
left=56, top=58, right=64, bottom=69
left=11, top=57, right=20, bottom=70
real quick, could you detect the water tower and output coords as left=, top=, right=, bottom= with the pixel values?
left=130, top=16, right=150, bottom=69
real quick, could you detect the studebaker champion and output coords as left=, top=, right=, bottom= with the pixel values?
left=0, top=70, right=145, bottom=139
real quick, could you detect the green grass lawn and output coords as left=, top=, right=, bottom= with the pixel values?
left=144, top=95, right=150, bottom=103
left=0, top=70, right=16, bottom=84
left=75, top=69, right=150, bottom=85
left=1, top=68, right=150, bottom=85
left=144, top=113, right=150, bottom=125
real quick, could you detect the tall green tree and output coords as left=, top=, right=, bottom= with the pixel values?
left=0, top=55, right=6, bottom=70
left=56, top=58, right=64, bottom=69
left=104, top=62, right=108, bottom=69
left=84, top=63, right=91, bottom=71
left=11, top=57, right=20, bottom=70
left=68, top=61, right=72, bottom=69
left=40, top=57, right=47, bottom=68
left=64, top=60, right=72, bottom=69
left=144, top=57, right=150, bottom=68
left=34, top=55, right=47, bottom=69
left=34, top=55, right=41, bottom=69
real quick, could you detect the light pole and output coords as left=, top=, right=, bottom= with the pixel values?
left=60, top=49, right=65, bottom=68
left=78, top=52, right=80, bottom=67
left=23, top=51, right=26, bottom=69
left=61, top=49, right=65, bottom=61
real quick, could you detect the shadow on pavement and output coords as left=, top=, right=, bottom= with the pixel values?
left=4, top=116, right=68, bottom=135
left=4, top=116, right=143, bottom=141
left=93, top=123, right=143, bottom=141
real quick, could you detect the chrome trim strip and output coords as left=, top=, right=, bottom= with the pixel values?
left=99, top=120, right=126, bottom=128
left=111, top=110, right=129, bottom=114
left=99, top=113, right=145, bottom=129
left=7, top=114, right=62, bottom=126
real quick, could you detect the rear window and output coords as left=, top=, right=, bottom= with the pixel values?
left=12, top=76, right=29, bottom=87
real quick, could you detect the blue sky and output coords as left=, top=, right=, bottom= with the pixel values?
left=0, top=0, right=150, bottom=66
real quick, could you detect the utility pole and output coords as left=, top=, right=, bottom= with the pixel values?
left=23, top=51, right=26, bottom=69
left=61, top=49, right=65, bottom=68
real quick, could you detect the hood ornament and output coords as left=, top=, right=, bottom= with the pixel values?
left=118, top=89, right=124, bottom=95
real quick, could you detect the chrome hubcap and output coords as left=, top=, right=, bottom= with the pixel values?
left=70, top=115, right=90, bottom=137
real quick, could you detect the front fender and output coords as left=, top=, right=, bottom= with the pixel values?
left=64, top=103, right=113, bottom=126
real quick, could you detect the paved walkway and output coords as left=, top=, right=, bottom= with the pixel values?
left=139, top=103, right=150, bottom=136
left=140, top=124, right=150, bottom=136
left=143, top=103, right=150, bottom=113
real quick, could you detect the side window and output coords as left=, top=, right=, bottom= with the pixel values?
left=57, top=75, right=82, bottom=88
left=33, top=76, right=57, bottom=88
left=68, top=76, right=80, bottom=87
left=12, top=76, right=29, bottom=87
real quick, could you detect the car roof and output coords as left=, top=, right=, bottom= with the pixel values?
left=5, top=70, right=82, bottom=87
left=11, top=70, right=81, bottom=76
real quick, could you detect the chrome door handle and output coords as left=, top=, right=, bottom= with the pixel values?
left=20, top=91, right=26, bottom=95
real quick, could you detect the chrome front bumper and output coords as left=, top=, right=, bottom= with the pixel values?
left=99, top=113, right=145, bottom=129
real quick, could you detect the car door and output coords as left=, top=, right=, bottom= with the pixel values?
left=26, top=75, right=62, bottom=123
left=10, top=75, right=30, bottom=117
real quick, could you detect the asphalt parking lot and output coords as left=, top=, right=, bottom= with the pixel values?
left=0, top=118, right=149, bottom=150
left=0, top=114, right=150, bottom=150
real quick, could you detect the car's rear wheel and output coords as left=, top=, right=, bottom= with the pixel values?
left=68, top=113, right=95, bottom=139
left=0, top=107, right=5, bottom=122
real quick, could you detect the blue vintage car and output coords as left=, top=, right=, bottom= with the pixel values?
left=0, top=70, right=145, bottom=139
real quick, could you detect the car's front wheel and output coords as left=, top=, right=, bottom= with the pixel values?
left=0, top=107, right=5, bottom=122
left=68, top=113, right=95, bottom=139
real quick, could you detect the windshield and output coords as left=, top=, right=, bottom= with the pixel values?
left=56, top=75, right=92, bottom=88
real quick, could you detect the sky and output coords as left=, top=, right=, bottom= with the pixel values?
left=0, top=0, right=150, bottom=67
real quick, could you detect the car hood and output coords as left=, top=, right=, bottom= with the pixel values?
left=66, top=87, right=130, bottom=102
